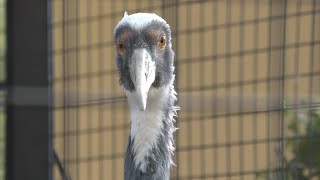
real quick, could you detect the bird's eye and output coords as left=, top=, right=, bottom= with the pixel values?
left=158, top=35, right=166, bottom=48
left=117, top=41, right=125, bottom=53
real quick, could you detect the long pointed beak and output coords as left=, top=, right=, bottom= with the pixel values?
left=129, top=48, right=156, bottom=111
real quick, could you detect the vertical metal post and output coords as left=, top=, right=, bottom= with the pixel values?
left=6, top=0, right=52, bottom=180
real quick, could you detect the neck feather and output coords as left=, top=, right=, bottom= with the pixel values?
left=124, top=84, right=178, bottom=179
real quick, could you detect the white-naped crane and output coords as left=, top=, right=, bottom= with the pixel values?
left=114, top=12, right=179, bottom=180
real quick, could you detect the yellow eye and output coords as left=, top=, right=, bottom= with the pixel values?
left=158, top=35, right=166, bottom=48
left=117, top=41, right=125, bottom=53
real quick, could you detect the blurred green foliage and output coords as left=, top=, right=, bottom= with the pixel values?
left=257, top=97, right=320, bottom=179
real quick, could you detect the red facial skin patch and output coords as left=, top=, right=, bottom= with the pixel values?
left=146, top=28, right=162, bottom=41
left=118, top=31, right=131, bottom=45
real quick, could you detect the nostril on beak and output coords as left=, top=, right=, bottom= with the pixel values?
left=145, top=72, right=148, bottom=80
left=144, top=61, right=150, bottom=81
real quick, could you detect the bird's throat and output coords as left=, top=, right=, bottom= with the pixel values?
left=126, top=86, right=169, bottom=172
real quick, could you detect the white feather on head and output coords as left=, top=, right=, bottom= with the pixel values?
left=124, top=11, right=128, bottom=17
left=115, top=12, right=168, bottom=32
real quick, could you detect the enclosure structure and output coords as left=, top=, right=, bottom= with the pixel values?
left=6, top=1, right=52, bottom=180
left=3, top=0, right=320, bottom=180
left=0, top=0, right=5, bottom=179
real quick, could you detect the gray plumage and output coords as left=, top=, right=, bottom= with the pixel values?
left=124, top=95, right=176, bottom=180
left=114, top=12, right=178, bottom=180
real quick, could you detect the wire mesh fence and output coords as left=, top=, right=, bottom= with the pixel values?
left=0, top=91, right=4, bottom=180
left=51, top=0, right=320, bottom=179
left=0, top=0, right=5, bottom=178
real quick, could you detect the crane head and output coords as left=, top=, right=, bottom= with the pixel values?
left=114, top=12, right=174, bottom=111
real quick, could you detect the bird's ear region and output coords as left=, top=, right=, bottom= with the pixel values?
left=146, top=28, right=162, bottom=39
left=116, top=31, right=131, bottom=54
left=145, top=28, right=167, bottom=47
left=116, top=31, right=131, bottom=46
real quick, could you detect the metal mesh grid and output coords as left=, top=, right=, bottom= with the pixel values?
left=0, top=0, right=5, bottom=178
left=0, top=91, right=5, bottom=180
left=51, top=0, right=320, bottom=179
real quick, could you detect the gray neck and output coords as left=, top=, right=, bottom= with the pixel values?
left=124, top=85, right=177, bottom=180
